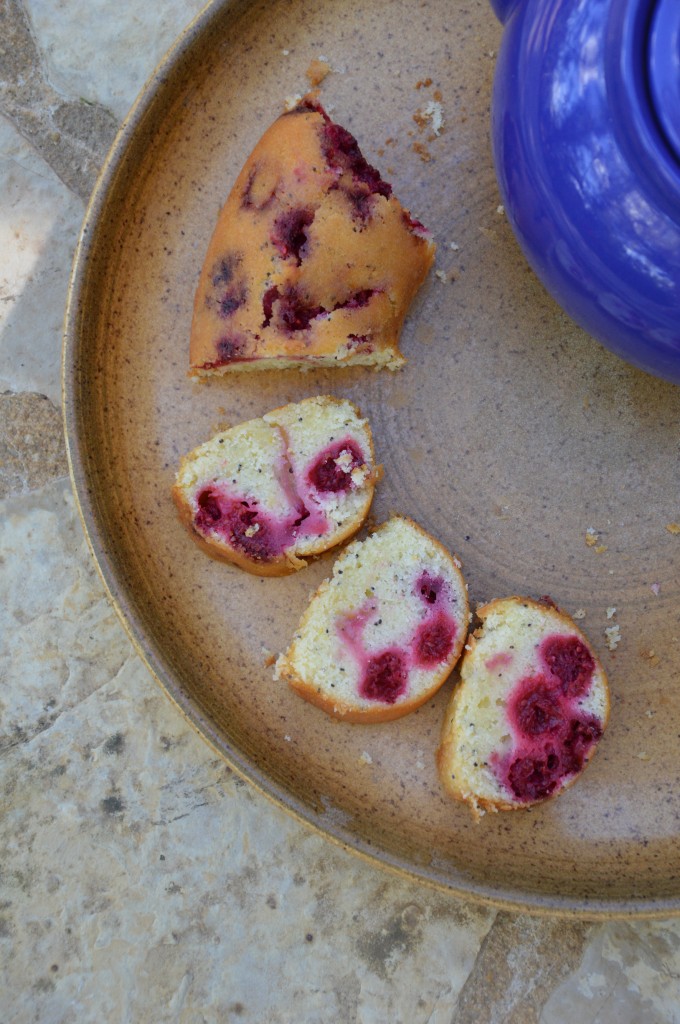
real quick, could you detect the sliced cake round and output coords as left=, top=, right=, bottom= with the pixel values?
left=437, top=596, right=610, bottom=818
left=173, top=396, right=379, bottom=575
left=189, top=98, right=435, bottom=374
left=275, top=516, right=470, bottom=722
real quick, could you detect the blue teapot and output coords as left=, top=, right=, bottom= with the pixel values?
left=489, top=0, right=680, bottom=384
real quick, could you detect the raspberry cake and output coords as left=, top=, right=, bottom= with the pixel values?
left=173, top=396, right=379, bottom=575
left=189, top=99, right=435, bottom=374
left=275, top=516, right=469, bottom=722
left=437, top=597, right=610, bottom=818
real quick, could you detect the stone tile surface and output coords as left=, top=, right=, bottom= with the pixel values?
left=0, top=115, right=85, bottom=402
left=543, top=922, right=680, bottom=1024
left=0, top=0, right=117, bottom=200
left=453, top=912, right=596, bottom=1024
left=2, top=0, right=680, bottom=1020
left=1, top=479, right=494, bottom=1024
left=25, top=0, right=208, bottom=122
left=0, top=392, right=67, bottom=498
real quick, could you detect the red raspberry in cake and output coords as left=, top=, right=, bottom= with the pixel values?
left=510, top=677, right=564, bottom=737
left=437, top=596, right=610, bottom=818
left=360, top=650, right=409, bottom=704
left=307, top=439, right=365, bottom=494
left=414, top=613, right=457, bottom=667
left=274, top=516, right=469, bottom=723
left=189, top=99, right=435, bottom=374
left=540, top=634, right=596, bottom=698
left=172, top=396, right=379, bottom=576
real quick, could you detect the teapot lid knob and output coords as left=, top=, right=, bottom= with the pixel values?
left=648, top=0, right=680, bottom=161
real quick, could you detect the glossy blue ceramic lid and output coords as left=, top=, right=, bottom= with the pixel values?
left=648, top=0, right=680, bottom=161
left=488, top=0, right=521, bottom=22
left=489, top=0, right=680, bottom=382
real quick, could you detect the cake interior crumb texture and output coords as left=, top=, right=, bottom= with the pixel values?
left=438, top=599, right=609, bottom=815
left=276, top=516, right=469, bottom=718
left=264, top=398, right=374, bottom=549
left=174, top=396, right=376, bottom=570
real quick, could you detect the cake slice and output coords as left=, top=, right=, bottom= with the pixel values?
left=437, top=596, right=610, bottom=818
left=189, top=98, right=435, bottom=375
left=275, top=516, right=469, bottom=722
left=173, top=396, right=379, bottom=575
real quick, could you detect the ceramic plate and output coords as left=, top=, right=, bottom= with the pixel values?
left=63, top=0, right=680, bottom=916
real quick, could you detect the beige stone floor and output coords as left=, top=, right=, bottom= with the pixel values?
left=2, top=0, right=680, bottom=1021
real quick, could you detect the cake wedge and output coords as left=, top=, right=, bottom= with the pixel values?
left=189, top=99, right=435, bottom=374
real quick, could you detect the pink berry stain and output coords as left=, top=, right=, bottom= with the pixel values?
left=261, top=284, right=376, bottom=333
left=493, top=634, right=602, bottom=802
left=261, top=284, right=324, bottom=331
left=207, top=253, right=248, bottom=319
left=194, top=484, right=322, bottom=563
left=241, top=163, right=278, bottom=210
left=413, top=613, right=456, bottom=667
left=336, top=603, right=408, bottom=705
left=271, top=207, right=315, bottom=264
left=215, top=335, right=248, bottom=363
left=416, top=571, right=444, bottom=605
left=411, top=571, right=458, bottom=665
left=336, top=568, right=459, bottom=705
left=335, top=604, right=395, bottom=702
left=321, top=121, right=392, bottom=199
left=484, top=651, right=514, bottom=673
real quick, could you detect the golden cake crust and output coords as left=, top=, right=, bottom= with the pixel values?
left=189, top=101, right=435, bottom=374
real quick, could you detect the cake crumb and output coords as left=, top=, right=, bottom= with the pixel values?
left=606, top=606, right=617, bottom=619
left=651, top=582, right=661, bottom=595
left=306, top=57, right=331, bottom=87
left=449, top=241, right=460, bottom=251
left=573, top=608, right=586, bottom=619
left=666, top=522, right=680, bottom=535
left=284, top=93, right=304, bottom=111
left=420, top=100, right=444, bottom=136
left=637, top=751, right=651, bottom=761
left=496, top=204, right=505, bottom=215
left=641, top=648, right=661, bottom=666
left=435, top=269, right=448, bottom=283
left=359, top=751, right=373, bottom=765
left=585, top=527, right=608, bottom=553
left=604, top=624, right=621, bottom=650
left=415, top=77, right=433, bottom=89
left=412, top=141, right=432, bottom=162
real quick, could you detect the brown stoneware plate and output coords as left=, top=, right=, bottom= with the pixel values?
left=63, top=0, right=680, bottom=916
